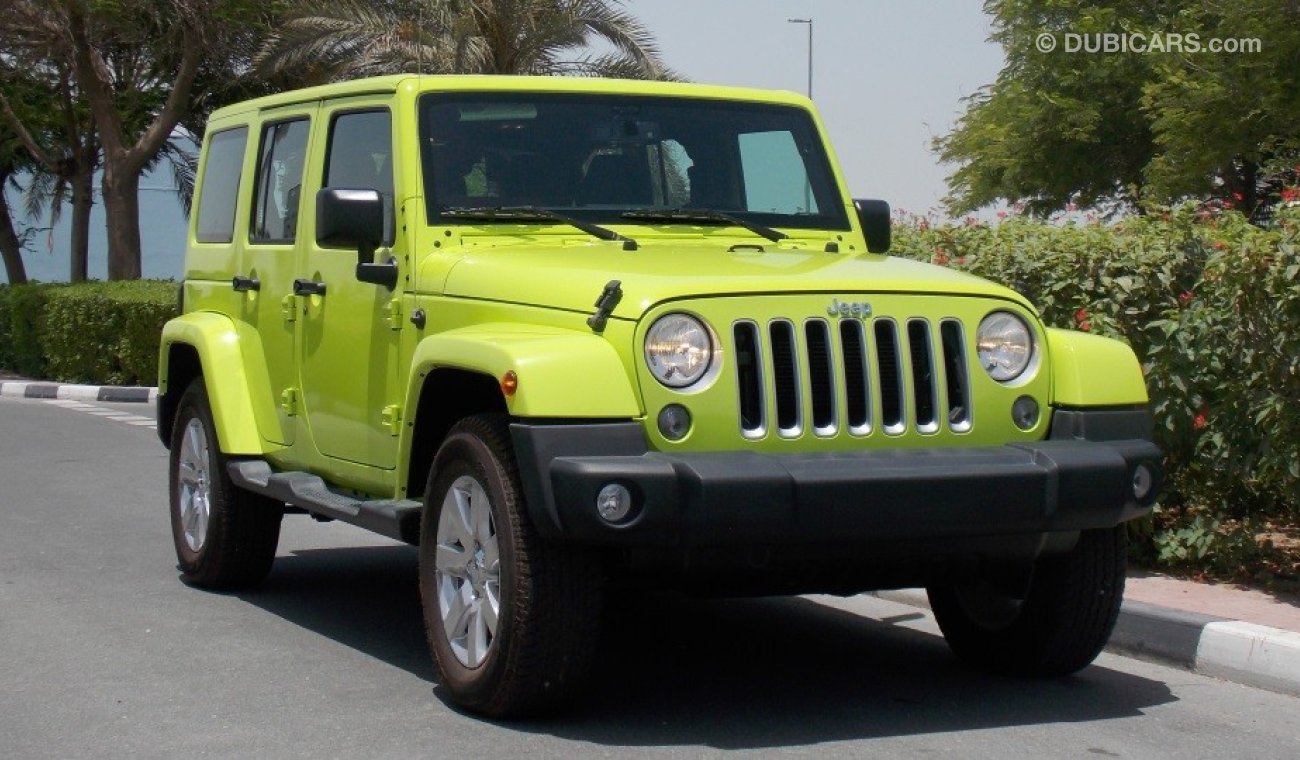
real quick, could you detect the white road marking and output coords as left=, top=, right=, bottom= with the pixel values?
left=41, top=398, right=156, bottom=430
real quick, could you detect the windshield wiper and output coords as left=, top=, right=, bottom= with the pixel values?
left=621, top=209, right=788, bottom=243
left=441, top=206, right=637, bottom=249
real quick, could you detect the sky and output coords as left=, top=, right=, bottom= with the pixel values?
left=4, top=0, right=1004, bottom=283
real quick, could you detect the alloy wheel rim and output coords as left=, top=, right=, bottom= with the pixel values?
left=434, top=475, right=501, bottom=668
left=176, top=418, right=211, bottom=553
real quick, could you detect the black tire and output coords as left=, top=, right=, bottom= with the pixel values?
left=418, top=414, right=601, bottom=718
left=168, top=378, right=282, bottom=589
left=927, top=526, right=1127, bottom=676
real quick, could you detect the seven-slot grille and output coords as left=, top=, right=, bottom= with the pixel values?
left=733, top=317, right=972, bottom=439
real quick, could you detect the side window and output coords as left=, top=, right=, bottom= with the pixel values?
left=194, top=127, right=247, bottom=243
left=738, top=130, right=818, bottom=214
left=325, top=110, right=394, bottom=245
left=250, top=119, right=310, bottom=243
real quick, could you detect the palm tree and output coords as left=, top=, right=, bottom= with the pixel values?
left=255, top=0, right=676, bottom=85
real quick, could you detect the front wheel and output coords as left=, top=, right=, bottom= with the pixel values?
left=418, top=415, right=601, bottom=718
left=927, top=526, right=1127, bottom=676
left=168, top=379, right=282, bottom=589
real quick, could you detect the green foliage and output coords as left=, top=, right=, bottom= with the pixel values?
left=0, top=282, right=59, bottom=376
left=939, top=0, right=1300, bottom=215
left=255, top=0, right=677, bottom=86
left=894, top=204, right=1300, bottom=571
left=0, top=280, right=177, bottom=385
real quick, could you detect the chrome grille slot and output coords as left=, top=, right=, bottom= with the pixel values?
left=839, top=320, right=871, bottom=434
left=769, top=320, right=802, bottom=436
left=907, top=319, right=939, bottom=434
left=731, top=312, right=973, bottom=440
left=805, top=320, right=836, bottom=435
left=941, top=320, right=971, bottom=431
left=874, top=320, right=905, bottom=435
left=734, top=321, right=765, bottom=437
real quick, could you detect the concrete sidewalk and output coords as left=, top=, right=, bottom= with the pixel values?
left=0, top=380, right=156, bottom=403
left=880, top=573, right=1300, bottom=698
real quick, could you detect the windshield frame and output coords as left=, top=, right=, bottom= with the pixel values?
left=417, top=91, right=851, bottom=233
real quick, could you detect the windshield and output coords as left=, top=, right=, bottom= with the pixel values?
left=418, top=92, right=849, bottom=232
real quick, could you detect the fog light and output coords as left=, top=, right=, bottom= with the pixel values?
left=657, top=404, right=692, bottom=441
left=1132, top=464, right=1153, bottom=501
left=596, top=483, right=632, bottom=523
left=1011, top=395, right=1040, bottom=430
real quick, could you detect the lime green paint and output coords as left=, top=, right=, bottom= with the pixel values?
left=166, top=74, right=1148, bottom=503
left=160, top=312, right=276, bottom=455
left=1046, top=328, right=1149, bottom=406
left=404, top=323, right=642, bottom=419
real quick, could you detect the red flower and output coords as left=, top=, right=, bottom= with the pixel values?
left=1066, top=202, right=1078, bottom=212
left=964, top=216, right=978, bottom=227
left=996, top=210, right=1008, bottom=219
left=1213, top=241, right=1228, bottom=250
left=1281, top=187, right=1299, bottom=202
left=1179, top=290, right=1194, bottom=305
left=1079, top=320, right=1092, bottom=332
left=1074, top=307, right=1089, bottom=323
left=917, top=219, right=930, bottom=231
left=1193, top=410, right=1208, bottom=430
left=1233, top=191, right=1245, bottom=201
left=954, top=256, right=967, bottom=266
left=933, top=249, right=950, bottom=266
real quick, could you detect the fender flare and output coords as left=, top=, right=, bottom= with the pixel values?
left=1046, top=327, right=1149, bottom=406
left=159, top=312, right=275, bottom=454
left=403, top=323, right=642, bottom=420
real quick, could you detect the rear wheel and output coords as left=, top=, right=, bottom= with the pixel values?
left=927, top=526, right=1127, bottom=676
left=418, top=414, right=601, bottom=718
left=169, top=379, right=282, bottom=589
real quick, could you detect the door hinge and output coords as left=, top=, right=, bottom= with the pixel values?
left=386, top=298, right=403, bottom=330
left=380, top=404, right=403, bottom=435
left=280, top=387, right=299, bottom=416
left=281, top=294, right=297, bottom=323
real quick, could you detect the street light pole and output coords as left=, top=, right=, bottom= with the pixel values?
left=787, top=18, right=814, bottom=214
left=787, top=18, right=813, bottom=98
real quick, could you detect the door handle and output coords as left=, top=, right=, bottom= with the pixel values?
left=292, top=278, right=327, bottom=297
left=231, top=275, right=261, bottom=292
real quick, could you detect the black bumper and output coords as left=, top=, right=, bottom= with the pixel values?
left=511, top=409, right=1161, bottom=548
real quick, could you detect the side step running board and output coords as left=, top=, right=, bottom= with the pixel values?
left=228, top=460, right=422, bottom=545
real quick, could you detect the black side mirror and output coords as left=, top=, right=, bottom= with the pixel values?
left=316, top=188, right=396, bottom=289
left=854, top=198, right=891, bottom=253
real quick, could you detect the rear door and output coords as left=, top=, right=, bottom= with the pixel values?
left=243, top=107, right=315, bottom=446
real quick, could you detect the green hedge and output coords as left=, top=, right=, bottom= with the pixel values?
left=894, top=205, right=1300, bottom=576
left=0, top=280, right=178, bottom=386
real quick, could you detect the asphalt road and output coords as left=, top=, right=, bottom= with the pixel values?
left=3, top=395, right=1299, bottom=759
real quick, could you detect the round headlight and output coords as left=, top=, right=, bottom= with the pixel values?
left=645, top=313, right=714, bottom=388
left=977, top=312, right=1034, bottom=382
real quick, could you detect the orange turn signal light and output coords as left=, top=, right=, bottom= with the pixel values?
left=500, top=370, right=519, bottom=397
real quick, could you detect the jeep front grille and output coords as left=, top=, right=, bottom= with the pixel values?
left=733, top=317, right=972, bottom=439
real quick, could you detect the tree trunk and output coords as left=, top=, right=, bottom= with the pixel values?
left=101, top=162, right=141, bottom=280
left=0, top=166, right=29, bottom=285
left=69, top=164, right=93, bottom=283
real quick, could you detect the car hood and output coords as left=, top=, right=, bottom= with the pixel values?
left=430, top=238, right=1031, bottom=321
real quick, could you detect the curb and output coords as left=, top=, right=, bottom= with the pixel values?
left=0, top=381, right=157, bottom=404
left=875, top=588, right=1300, bottom=698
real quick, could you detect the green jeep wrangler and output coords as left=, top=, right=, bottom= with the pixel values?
left=158, top=74, right=1162, bottom=717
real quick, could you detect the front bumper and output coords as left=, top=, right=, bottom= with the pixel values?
left=511, top=409, right=1161, bottom=548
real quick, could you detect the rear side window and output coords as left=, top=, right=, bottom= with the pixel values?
left=251, top=119, right=310, bottom=243
left=325, top=109, right=395, bottom=245
left=194, top=127, right=247, bottom=243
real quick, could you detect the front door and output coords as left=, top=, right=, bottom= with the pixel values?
left=296, top=101, right=402, bottom=470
